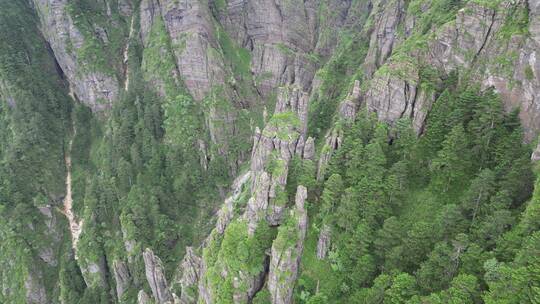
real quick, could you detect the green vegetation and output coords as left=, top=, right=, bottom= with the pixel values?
left=295, top=83, right=537, bottom=303
left=497, top=3, right=529, bottom=39
left=264, top=111, right=302, bottom=141
left=525, top=66, right=535, bottom=81
left=142, top=16, right=179, bottom=96
left=308, top=32, right=368, bottom=139
left=0, top=1, right=73, bottom=302
left=206, top=220, right=276, bottom=302
left=406, top=0, right=464, bottom=35
left=1, top=0, right=539, bottom=303
left=66, top=0, right=129, bottom=75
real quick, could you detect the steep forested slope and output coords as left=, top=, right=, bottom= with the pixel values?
left=0, top=0, right=539, bottom=303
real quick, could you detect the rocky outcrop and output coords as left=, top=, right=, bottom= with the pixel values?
left=363, top=0, right=406, bottom=76
left=218, top=0, right=317, bottom=95
left=138, top=290, right=152, bottom=304
left=423, top=2, right=505, bottom=73
left=179, top=82, right=315, bottom=304
left=140, top=0, right=247, bottom=166
left=303, top=136, right=315, bottom=160
left=158, top=0, right=226, bottom=101
left=217, top=0, right=371, bottom=96
left=200, top=85, right=313, bottom=303
left=195, top=82, right=316, bottom=303
left=80, top=258, right=108, bottom=288
left=315, top=0, right=371, bottom=57
left=143, top=248, right=173, bottom=304
left=177, top=247, right=202, bottom=304
left=140, top=0, right=160, bottom=46
left=32, top=0, right=120, bottom=111
left=268, top=185, right=308, bottom=304
left=36, top=205, right=61, bottom=267
left=358, top=0, right=540, bottom=141
left=216, top=171, right=252, bottom=234
left=365, top=65, right=435, bottom=133
left=316, top=225, right=331, bottom=260
left=24, top=270, right=48, bottom=304
left=247, top=86, right=311, bottom=232
left=481, top=0, right=540, bottom=141
left=532, top=141, right=540, bottom=161
left=113, top=260, right=132, bottom=300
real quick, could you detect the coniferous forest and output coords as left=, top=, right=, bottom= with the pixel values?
left=0, top=0, right=539, bottom=303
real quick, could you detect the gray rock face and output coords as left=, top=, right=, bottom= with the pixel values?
left=196, top=257, right=212, bottom=304
left=364, top=0, right=405, bottom=76
left=315, top=0, right=368, bottom=57
left=532, top=141, right=540, bottom=161
left=359, top=0, right=540, bottom=140
left=339, top=80, right=361, bottom=121
left=80, top=256, right=108, bottom=288
left=143, top=248, right=173, bottom=304
left=191, top=84, right=316, bottom=304
left=530, top=0, right=540, bottom=43
left=229, top=0, right=316, bottom=95
left=172, top=169, right=252, bottom=304
left=159, top=0, right=225, bottom=101
left=113, top=260, right=132, bottom=300
left=423, top=2, right=503, bottom=73
left=365, top=67, right=435, bottom=133
left=140, top=0, right=161, bottom=47
left=246, top=86, right=311, bottom=232
left=178, top=247, right=202, bottom=304
left=216, top=171, right=252, bottom=234
left=303, top=137, right=316, bottom=160
left=138, top=290, right=152, bottom=304
left=317, top=128, right=343, bottom=181
left=118, top=0, right=133, bottom=17
left=316, top=224, right=331, bottom=260
left=217, top=0, right=364, bottom=96
left=140, top=0, right=243, bottom=165
left=424, top=0, right=540, bottom=140
left=38, top=247, right=57, bottom=267
left=268, top=185, right=308, bottom=304
left=481, top=0, right=540, bottom=141
left=32, top=0, right=120, bottom=111
left=24, top=270, right=47, bottom=304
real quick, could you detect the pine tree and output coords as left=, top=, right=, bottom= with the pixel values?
left=430, top=124, right=470, bottom=193
left=383, top=273, right=417, bottom=304
left=420, top=90, right=454, bottom=158
left=374, top=216, right=404, bottom=264
left=319, top=174, right=344, bottom=227
left=460, top=169, right=496, bottom=226
left=469, top=90, right=505, bottom=167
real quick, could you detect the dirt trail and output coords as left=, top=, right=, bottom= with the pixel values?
left=124, top=16, right=135, bottom=91
left=63, top=126, right=83, bottom=255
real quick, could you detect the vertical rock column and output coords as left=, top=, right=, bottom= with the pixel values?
left=194, top=85, right=315, bottom=304
left=245, top=86, right=311, bottom=234
left=143, top=248, right=173, bottom=303
left=113, top=260, right=132, bottom=300
left=268, top=185, right=308, bottom=304
left=177, top=247, right=202, bottom=304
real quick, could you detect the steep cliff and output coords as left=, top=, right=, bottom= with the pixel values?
left=1, top=0, right=540, bottom=303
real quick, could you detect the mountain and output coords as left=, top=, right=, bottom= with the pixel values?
left=0, top=0, right=539, bottom=303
